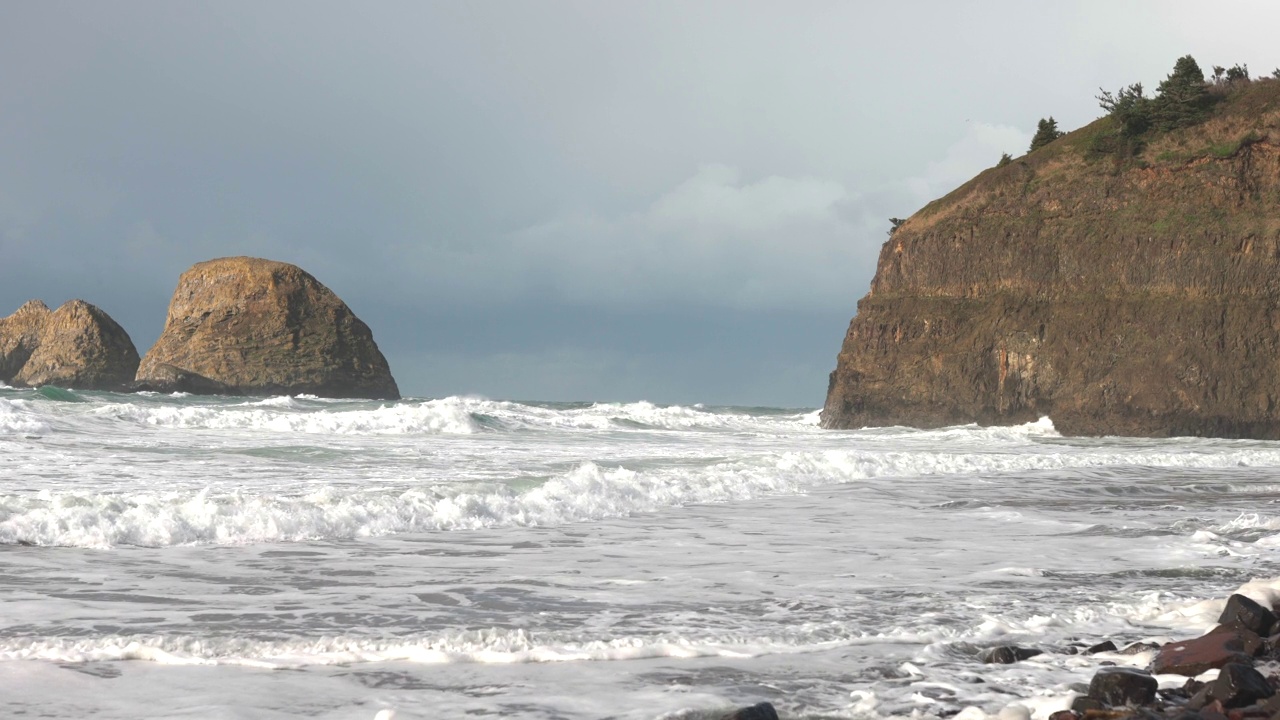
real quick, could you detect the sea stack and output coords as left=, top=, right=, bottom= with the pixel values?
left=0, top=299, right=141, bottom=391
left=823, top=77, right=1280, bottom=438
left=135, top=257, right=400, bottom=399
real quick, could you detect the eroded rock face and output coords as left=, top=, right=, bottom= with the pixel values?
left=0, top=299, right=140, bottom=390
left=136, top=257, right=400, bottom=399
left=822, top=80, right=1280, bottom=438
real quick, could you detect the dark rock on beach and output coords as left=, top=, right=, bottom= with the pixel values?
left=1217, top=594, right=1276, bottom=637
left=135, top=257, right=399, bottom=399
left=0, top=299, right=140, bottom=391
left=1087, top=667, right=1158, bottom=707
left=719, top=702, right=779, bottom=720
left=981, top=645, right=1043, bottom=664
left=1190, top=662, right=1274, bottom=709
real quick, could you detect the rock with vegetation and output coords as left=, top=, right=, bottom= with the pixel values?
left=136, top=257, right=400, bottom=399
left=0, top=299, right=140, bottom=391
left=823, top=60, right=1280, bottom=438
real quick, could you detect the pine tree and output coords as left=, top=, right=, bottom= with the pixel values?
left=1029, top=117, right=1064, bottom=152
left=1151, top=55, right=1213, bottom=131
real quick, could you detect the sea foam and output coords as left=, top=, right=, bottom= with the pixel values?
left=5, top=434, right=1280, bottom=548
left=0, top=398, right=51, bottom=435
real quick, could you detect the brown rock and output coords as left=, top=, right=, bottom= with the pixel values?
left=136, top=257, right=399, bottom=399
left=1153, top=626, right=1260, bottom=677
left=1208, top=622, right=1266, bottom=656
left=0, top=299, right=140, bottom=391
left=0, top=300, right=50, bottom=380
left=821, top=80, right=1280, bottom=439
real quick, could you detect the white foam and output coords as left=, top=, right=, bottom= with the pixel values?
left=96, top=397, right=479, bottom=435
left=0, top=398, right=50, bottom=434
left=8, top=424, right=1280, bottom=548
left=0, top=628, right=861, bottom=668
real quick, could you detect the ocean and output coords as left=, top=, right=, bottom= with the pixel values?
left=2, top=385, right=1279, bottom=719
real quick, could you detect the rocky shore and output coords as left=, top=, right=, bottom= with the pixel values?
left=715, top=584, right=1280, bottom=720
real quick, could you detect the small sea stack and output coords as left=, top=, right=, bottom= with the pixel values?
left=135, top=256, right=400, bottom=399
left=0, top=299, right=140, bottom=391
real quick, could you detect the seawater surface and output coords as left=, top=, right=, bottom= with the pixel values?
left=2, top=385, right=1280, bottom=719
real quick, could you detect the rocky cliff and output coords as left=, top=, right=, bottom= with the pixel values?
left=0, top=299, right=141, bottom=391
left=136, top=257, right=400, bottom=399
left=823, top=79, right=1280, bottom=437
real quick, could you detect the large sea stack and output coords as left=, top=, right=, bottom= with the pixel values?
left=0, top=299, right=141, bottom=391
left=823, top=77, right=1280, bottom=438
left=136, top=257, right=400, bottom=399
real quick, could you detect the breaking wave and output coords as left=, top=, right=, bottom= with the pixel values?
left=5, top=436, right=1280, bottom=548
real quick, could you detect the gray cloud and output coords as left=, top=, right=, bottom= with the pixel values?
left=2, top=1, right=1278, bottom=405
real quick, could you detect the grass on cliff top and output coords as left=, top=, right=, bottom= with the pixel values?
left=909, top=77, right=1280, bottom=226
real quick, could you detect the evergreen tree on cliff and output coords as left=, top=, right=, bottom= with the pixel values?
left=1152, top=55, right=1213, bottom=130
left=1029, top=117, right=1063, bottom=152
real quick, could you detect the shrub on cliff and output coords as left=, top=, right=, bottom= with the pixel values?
left=1213, top=64, right=1250, bottom=87
left=1097, top=83, right=1151, bottom=137
left=996, top=153, right=1012, bottom=168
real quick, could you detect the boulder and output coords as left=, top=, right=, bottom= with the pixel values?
left=719, top=702, right=779, bottom=720
left=1152, top=625, right=1260, bottom=676
left=136, top=257, right=399, bottom=399
left=0, top=299, right=140, bottom=391
left=1086, top=667, right=1157, bottom=707
left=1218, top=594, right=1276, bottom=637
left=980, top=646, right=1043, bottom=664
left=1190, top=663, right=1274, bottom=710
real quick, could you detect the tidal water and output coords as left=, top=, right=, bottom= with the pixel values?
left=2, top=385, right=1279, bottom=719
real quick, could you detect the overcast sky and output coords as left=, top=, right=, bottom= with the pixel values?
left=2, top=2, right=1278, bottom=406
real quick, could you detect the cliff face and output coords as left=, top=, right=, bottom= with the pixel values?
left=823, top=80, right=1280, bottom=437
left=136, top=257, right=400, bottom=399
left=0, top=299, right=140, bottom=391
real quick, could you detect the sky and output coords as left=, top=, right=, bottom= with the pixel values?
left=2, top=1, right=1279, bottom=406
